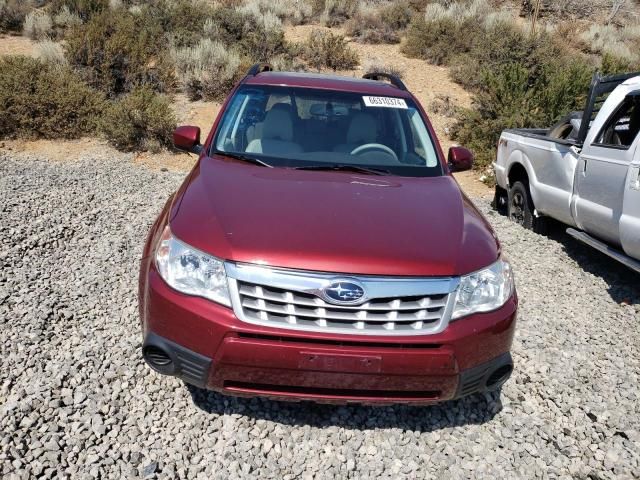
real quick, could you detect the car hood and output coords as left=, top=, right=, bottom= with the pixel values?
left=169, top=156, right=500, bottom=277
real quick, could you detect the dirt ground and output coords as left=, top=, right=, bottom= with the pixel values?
left=0, top=34, right=37, bottom=57
left=0, top=26, right=490, bottom=196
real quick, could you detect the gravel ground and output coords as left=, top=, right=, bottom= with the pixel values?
left=1, top=153, right=639, bottom=480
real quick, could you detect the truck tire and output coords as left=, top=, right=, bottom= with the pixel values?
left=508, top=181, right=548, bottom=234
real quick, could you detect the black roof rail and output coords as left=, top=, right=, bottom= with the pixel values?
left=362, top=72, right=407, bottom=91
left=246, top=63, right=273, bottom=76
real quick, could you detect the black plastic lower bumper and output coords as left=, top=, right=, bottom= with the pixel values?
left=454, top=352, right=513, bottom=399
left=142, top=332, right=211, bottom=388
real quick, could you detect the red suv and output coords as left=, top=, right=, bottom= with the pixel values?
left=139, top=65, right=517, bottom=404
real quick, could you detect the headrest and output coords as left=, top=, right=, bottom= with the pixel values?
left=347, top=113, right=377, bottom=144
left=262, top=104, right=294, bottom=141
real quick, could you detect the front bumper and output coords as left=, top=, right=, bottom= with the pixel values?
left=140, top=266, right=517, bottom=405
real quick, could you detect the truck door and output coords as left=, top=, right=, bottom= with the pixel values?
left=573, top=93, right=640, bottom=245
left=620, top=146, right=640, bottom=259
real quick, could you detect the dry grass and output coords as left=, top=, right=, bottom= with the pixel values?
left=35, top=39, right=67, bottom=66
left=23, top=11, right=53, bottom=40
left=580, top=23, right=640, bottom=64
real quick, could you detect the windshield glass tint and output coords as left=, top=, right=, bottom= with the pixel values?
left=213, top=85, right=442, bottom=176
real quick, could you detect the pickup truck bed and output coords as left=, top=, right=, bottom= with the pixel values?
left=494, top=72, right=640, bottom=273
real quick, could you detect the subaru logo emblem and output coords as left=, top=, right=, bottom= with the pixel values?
left=322, top=280, right=366, bottom=305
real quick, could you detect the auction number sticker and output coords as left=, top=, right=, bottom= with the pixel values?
left=363, top=96, right=408, bottom=109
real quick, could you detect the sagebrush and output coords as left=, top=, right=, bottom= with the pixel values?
left=0, top=56, right=105, bottom=139
left=100, top=86, right=176, bottom=152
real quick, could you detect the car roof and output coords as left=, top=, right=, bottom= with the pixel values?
left=243, top=71, right=413, bottom=98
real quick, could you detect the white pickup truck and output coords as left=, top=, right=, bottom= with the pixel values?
left=494, top=72, right=640, bottom=273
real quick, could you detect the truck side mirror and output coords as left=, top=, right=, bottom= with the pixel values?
left=448, top=146, right=474, bottom=172
left=173, top=126, right=202, bottom=154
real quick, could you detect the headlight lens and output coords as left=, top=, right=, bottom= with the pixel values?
left=451, top=258, right=514, bottom=320
left=155, top=226, right=231, bottom=307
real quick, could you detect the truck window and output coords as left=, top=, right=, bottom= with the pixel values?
left=595, top=94, right=640, bottom=149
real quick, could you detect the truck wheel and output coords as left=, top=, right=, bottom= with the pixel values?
left=508, top=181, right=548, bottom=234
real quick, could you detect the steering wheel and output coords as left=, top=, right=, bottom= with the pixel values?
left=350, top=143, right=398, bottom=162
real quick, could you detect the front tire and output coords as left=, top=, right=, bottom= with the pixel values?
left=508, top=181, right=548, bottom=234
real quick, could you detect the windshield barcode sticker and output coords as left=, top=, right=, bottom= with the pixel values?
left=363, top=96, right=408, bottom=109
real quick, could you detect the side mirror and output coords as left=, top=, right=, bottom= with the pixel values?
left=173, top=125, right=202, bottom=154
left=448, top=146, right=474, bottom=172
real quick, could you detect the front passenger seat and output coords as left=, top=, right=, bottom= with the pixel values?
left=246, top=106, right=303, bottom=155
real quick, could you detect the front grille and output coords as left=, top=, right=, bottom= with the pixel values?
left=232, top=279, right=451, bottom=335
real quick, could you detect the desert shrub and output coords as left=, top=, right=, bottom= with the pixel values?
left=319, top=0, right=360, bottom=26
left=362, top=57, right=403, bottom=79
left=303, top=29, right=359, bottom=70
left=600, top=52, right=640, bottom=75
left=145, top=0, right=217, bottom=47
left=23, top=11, right=53, bottom=39
left=430, top=94, right=457, bottom=117
left=53, top=5, right=82, bottom=30
left=0, top=0, right=33, bottom=32
left=239, top=0, right=313, bottom=25
left=35, top=39, right=67, bottom=66
left=580, top=23, right=640, bottom=65
left=380, top=1, right=413, bottom=30
left=0, top=56, right=105, bottom=139
left=64, top=8, right=174, bottom=96
left=521, top=0, right=610, bottom=20
left=450, top=18, right=564, bottom=91
left=49, top=0, right=108, bottom=21
left=100, top=86, right=176, bottom=152
left=173, top=39, right=243, bottom=101
left=451, top=59, right=593, bottom=170
left=345, top=10, right=400, bottom=44
left=206, top=6, right=293, bottom=62
left=403, top=16, right=476, bottom=65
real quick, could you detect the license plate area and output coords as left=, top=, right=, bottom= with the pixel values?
left=299, top=351, right=382, bottom=373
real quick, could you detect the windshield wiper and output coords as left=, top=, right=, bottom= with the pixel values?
left=293, top=164, right=391, bottom=176
left=214, top=151, right=273, bottom=168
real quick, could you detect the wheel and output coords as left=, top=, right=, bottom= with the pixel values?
left=508, top=181, right=548, bottom=234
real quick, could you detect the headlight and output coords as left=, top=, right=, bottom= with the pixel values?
left=451, top=258, right=514, bottom=320
left=155, top=226, right=231, bottom=307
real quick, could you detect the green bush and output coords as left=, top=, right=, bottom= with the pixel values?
left=451, top=60, right=593, bottom=170
left=403, top=16, right=477, bottom=65
left=49, top=0, right=108, bottom=21
left=449, top=20, right=565, bottom=91
left=100, top=86, right=176, bottom=152
left=303, top=30, right=359, bottom=70
left=64, top=8, right=175, bottom=96
left=0, top=0, right=33, bottom=32
left=0, top=56, right=105, bottom=140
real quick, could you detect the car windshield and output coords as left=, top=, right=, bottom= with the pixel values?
left=212, top=85, right=443, bottom=177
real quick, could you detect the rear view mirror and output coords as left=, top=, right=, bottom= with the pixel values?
left=448, top=146, right=474, bottom=172
left=173, top=126, right=202, bottom=154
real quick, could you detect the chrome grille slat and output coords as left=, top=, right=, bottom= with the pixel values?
left=241, top=298, right=443, bottom=322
